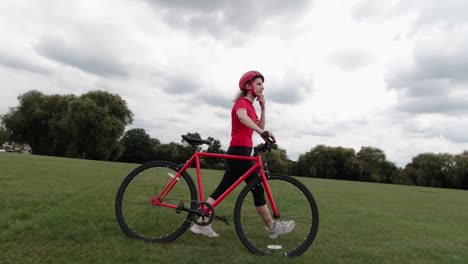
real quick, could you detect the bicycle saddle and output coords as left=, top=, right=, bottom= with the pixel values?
left=181, top=135, right=212, bottom=146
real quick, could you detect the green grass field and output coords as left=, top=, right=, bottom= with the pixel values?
left=1, top=153, right=467, bottom=264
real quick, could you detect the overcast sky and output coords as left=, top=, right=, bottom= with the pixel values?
left=1, top=0, right=468, bottom=166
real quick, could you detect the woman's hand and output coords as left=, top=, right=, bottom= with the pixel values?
left=257, top=94, right=265, bottom=110
left=261, top=130, right=276, bottom=143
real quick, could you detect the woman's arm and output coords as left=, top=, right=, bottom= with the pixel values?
left=237, top=111, right=264, bottom=135
left=238, top=111, right=276, bottom=142
left=257, top=108, right=265, bottom=129
left=257, top=95, right=265, bottom=129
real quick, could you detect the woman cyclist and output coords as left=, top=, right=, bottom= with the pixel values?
left=190, top=71, right=295, bottom=238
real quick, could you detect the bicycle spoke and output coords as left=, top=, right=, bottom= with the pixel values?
left=234, top=174, right=319, bottom=256
left=115, top=161, right=197, bottom=242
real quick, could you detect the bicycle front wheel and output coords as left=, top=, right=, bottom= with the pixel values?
left=115, top=161, right=197, bottom=242
left=234, top=173, right=319, bottom=256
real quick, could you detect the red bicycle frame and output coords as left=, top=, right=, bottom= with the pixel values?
left=151, top=151, right=280, bottom=218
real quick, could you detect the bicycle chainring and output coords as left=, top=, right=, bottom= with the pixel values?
left=192, top=202, right=215, bottom=226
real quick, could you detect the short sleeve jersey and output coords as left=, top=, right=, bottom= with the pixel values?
left=230, top=97, right=258, bottom=147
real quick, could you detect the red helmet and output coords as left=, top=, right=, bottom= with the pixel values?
left=238, top=70, right=264, bottom=90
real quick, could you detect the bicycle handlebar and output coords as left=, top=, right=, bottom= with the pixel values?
left=253, top=138, right=274, bottom=156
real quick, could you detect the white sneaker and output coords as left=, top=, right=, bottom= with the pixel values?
left=190, top=224, right=220, bottom=238
left=268, top=220, right=295, bottom=239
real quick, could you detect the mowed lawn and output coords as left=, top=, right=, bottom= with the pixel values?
left=1, top=153, right=467, bottom=264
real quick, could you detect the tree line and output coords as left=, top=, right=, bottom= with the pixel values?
left=293, top=145, right=468, bottom=190
left=1, top=90, right=132, bottom=160
left=1, top=90, right=467, bottom=190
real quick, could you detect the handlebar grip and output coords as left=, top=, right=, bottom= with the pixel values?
left=261, top=131, right=276, bottom=143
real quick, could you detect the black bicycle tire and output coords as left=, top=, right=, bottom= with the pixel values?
left=115, top=160, right=197, bottom=242
left=233, top=173, right=319, bottom=256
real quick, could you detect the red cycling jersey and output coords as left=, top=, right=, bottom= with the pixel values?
left=229, top=97, right=258, bottom=148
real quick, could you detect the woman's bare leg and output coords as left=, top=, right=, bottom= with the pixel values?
left=256, top=204, right=275, bottom=229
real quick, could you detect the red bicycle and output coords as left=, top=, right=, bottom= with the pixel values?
left=115, top=135, right=319, bottom=256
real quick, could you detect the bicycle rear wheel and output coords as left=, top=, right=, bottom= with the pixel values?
left=115, top=161, right=197, bottom=242
left=234, top=173, right=319, bottom=256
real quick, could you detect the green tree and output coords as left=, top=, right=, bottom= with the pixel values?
left=380, top=160, right=399, bottom=183
left=400, top=152, right=468, bottom=189
left=154, top=142, right=189, bottom=164
left=296, top=145, right=336, bottom=178
left=119, top=128, right=155, bottom=163
left=206, top=137, right=224, bottom=154
left=63, top=92, right=133, bottom=160
left=393, top=167, right=413, bottom=185
left=356, top=146, right=387, bottom=182
left=0, top=125, right=9, bottom=145
left=2, top=92, right=80, bottom=155
left=454, top=154, right=468, bottom=190
left=295, top=145, right=396, bottom=183
left=47, top=94, right=77, bottom=156
left=329, top=147, right=359, bottom=180
left=81, top=91, right=133, bottom=124
left=2, top=90, right=133, bottom=160
left=403, top=153, right=450, bottom=187
left=204, top=137, right=226, bottom=169
left=264, top=148, right=290, bottom=174
left=109, top=139, right=124, bottom=161
left=438, top=153, right=457, bottom=188
left=151, top=138, right=161, bottom=148
left=2, top=90, right=49, bottom=153
left=253, top=142, right=288, bottom=174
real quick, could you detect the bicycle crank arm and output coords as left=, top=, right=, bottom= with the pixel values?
left=175, top=203, right=202, bottom=215
left=176, top=202, right=214, bottom=219
left=214, top=215, right=229, bottom=225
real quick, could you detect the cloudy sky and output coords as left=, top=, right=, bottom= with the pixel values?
left=1, top=0, right=468, bottom=166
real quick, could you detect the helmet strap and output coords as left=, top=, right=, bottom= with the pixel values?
left=248, top=81, right=256, bottom=96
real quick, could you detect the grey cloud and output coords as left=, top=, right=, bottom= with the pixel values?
left=268, top=74, right=313, bottom=105
left=144, top=0, right=312, bottom=38
left=399, top=117, right=435, bottom=139
left=134, top=108, right=192, bottom=133
left=163, top=75, right=199, bottom=94
left=150, top=69, right=201, bottom=95
left=386, top=36, right=468, bottom=115
left=392, top=44, right=468, bottom=86
left=296, top=117, right=364, bottom=138
left=156, top=69, right=315, bottom=108
left=268, top=88, right=303, bottom=105
left=351, top=0, right=468, bottom=34
left=214, top=109, right=230, bottom=119
left=295, top=117, right=359, bottom=138
left=299, top=128, right=335, bottom=137
left=149, top=69, right=232, bottom=108
left=403, top=117, right=468, bottom=143
left=0, top=53, right=50, bottom=75
left=36, top=37, right=127, bottom=77
left=444, top=128, right=468, bottom=143
left=351, top=0, right=414, bottom=23
left=414, top=49, right=468, bottom=81
left=351, top=1, right=383, bottom=21
left=398, top=96, right=468, bottom=114
left=411, top=0, right=468, bottom=33
left=328, top=49, right=376, bottom=72
left=201, top=94, right=232, bottom=110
